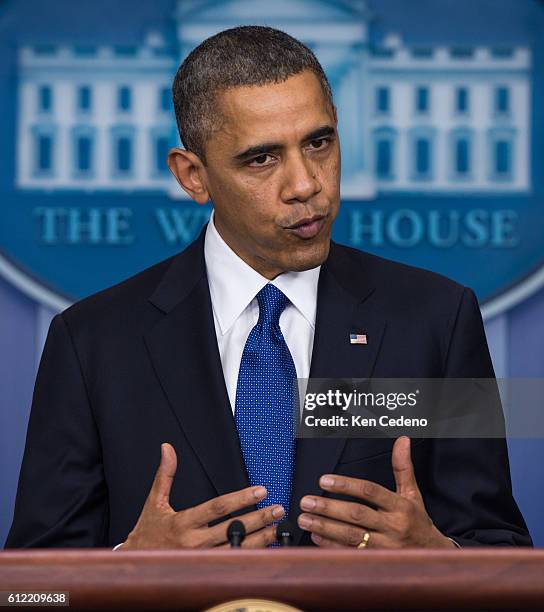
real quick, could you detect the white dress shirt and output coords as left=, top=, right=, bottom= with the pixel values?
left=204, top=211, right=321, bottom=413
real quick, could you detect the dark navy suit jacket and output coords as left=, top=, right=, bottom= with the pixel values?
left=5, top=228, right=531, bottom=547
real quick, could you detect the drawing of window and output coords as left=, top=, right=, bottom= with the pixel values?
left=38, top=135, right=52, bottom=171
left=449, top=129, right=473, bottom=180
left=117, top=137, right=131, bottom=171
left=409, top=128, right=435, bottom=181
left=159, top=86, right=171, bottom=112
left=415, top=86, right=429, bottom=114
left=78, top=136, right=92, bottom=171
left=455, top=139, right=469, bottom=174
left=410, top=48, right=433, bottom=59
left=150, top=127, right=176, bottom=177
left=111, top=126, right=135, bottom=177
left=32, top=125, right=56, bottom=177
left=373, top=128, right=396, bottom=180
left=377, top=140, right=392, bottom=177
left=375, top=86, right=390, bottom=114
left=451, top=47, right=474, bottom=59
left=156, top=136, right=170, bottom=175
left=117, top=86, right=132, bottom=112
left=33, top=44, right=56, bottom=56
left=488, top=128, right=515, bottom=181
left=38, top=85, right=52, bottom=113
left=74, top=45, right=97, bottom=56
left=371, top=47, right=394, bottom=58
left=77, top=86, right=92, bottom=112
left=416, top=139, right=430, bottom=174
left=455, top=87, right=469, bottom=114
left=495, top=141, right=510, bottom=174
left=494, top=86, right=510, bottom=115
left=491, top=48, right=514, bottom=59
left=71, top=126, right=95, bottom=177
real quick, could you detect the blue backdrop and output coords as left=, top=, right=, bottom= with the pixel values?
left=1, top=0, right=543, bottom=546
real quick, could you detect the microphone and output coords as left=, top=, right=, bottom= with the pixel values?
left=276, top=520, right=294, bottom=546
left=227, top=519, right=246, bottom=547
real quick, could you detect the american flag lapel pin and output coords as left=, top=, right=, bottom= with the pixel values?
left=350, top=333, right=367, bottom=345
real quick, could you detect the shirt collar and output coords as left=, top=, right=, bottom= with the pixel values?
left=204, top=210, right=321, bottom=335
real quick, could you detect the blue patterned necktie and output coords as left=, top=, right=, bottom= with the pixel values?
left=235, top=283, right=297, bottom=518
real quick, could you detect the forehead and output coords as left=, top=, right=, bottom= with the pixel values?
left=214, top=71, right=333, bottom=147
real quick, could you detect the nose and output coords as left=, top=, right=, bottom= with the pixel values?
left=280, top=152, right=321, bottom=203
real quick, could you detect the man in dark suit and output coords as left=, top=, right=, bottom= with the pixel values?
left=6, top=26, right=530, bottom=549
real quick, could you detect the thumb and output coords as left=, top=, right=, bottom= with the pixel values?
left=392, top=437, right=422, bottom=502
left=149, top=442, right=178, bottom=509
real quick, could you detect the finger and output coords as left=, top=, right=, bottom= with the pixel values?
left=148, top=443, right=177, bottom=509
left=311, top=533, right=347, bottom=548
left=298, top=512, right=374, bottom=548
left=236, top=504, right=285, bottom=535
left=299, top=496, right=382, bottom=531
left=183, top=486, right=268, bottom=528
left=241, top=525, right=278, bottom=549
left=392, top=437, right=423, bottom=502
left=203, top=504, right=285, bottom=547
left=313, top=531, right=397, bottom=549
left=216, top=525, right=278, bottom=549
left=318, top=474, right=398, bottom=511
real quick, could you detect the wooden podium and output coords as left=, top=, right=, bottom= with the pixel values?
left=1, top=549, right=543, bottom=610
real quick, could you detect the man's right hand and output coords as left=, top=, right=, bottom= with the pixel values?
left=120, top=443, right=283, bottom=549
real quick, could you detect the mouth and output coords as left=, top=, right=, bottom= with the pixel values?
left=285, top=214, right=327, bottom=240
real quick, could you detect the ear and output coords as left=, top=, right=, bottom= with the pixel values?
left=167, top=148, right=210, bottom=204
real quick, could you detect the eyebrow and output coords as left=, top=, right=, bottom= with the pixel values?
left=234, top=125, right=336, bottom=161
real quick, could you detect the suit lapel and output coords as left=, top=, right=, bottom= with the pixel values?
left=144, top=233, right=388, bottom=543
left=290, top=242, right=387, bottom=544
left=144, top=229, right=250, bottom=499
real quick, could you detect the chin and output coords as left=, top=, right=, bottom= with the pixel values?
left=286, top=240, right=331, bottom=272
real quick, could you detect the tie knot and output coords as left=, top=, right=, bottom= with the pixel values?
left=256, top=284, right=290, bottom=325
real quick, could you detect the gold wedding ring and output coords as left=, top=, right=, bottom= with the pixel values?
left=357, top=531, right=371, bottom=549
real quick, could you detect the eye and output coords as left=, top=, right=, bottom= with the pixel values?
left=307, top=137, right=330, bottom=151
left=248, top=154, right=275, bottom=167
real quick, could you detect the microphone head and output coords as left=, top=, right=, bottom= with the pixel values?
left=276, top=520, right=294, bottom=542
left=227, top=519, right=246, bottom=543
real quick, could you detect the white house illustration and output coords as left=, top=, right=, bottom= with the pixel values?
left=15, top=0, right=532, bottom=199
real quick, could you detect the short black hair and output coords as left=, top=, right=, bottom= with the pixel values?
left=172, top=25, right=334, bottom=163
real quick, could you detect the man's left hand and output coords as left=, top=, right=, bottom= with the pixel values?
left=298, top=436, right=456, bottom=549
